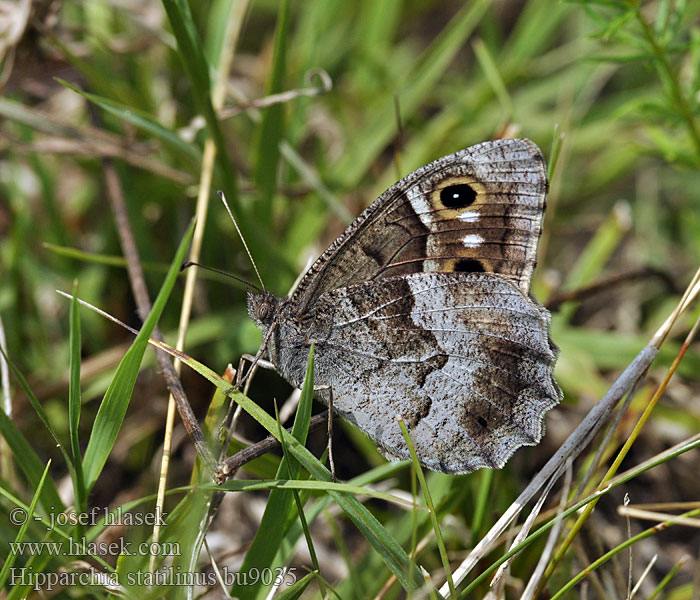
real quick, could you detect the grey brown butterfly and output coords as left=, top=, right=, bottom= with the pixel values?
left=247, top=138, right=562, bottom=474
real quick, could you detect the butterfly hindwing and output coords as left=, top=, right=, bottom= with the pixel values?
left=291, top=272, right=560, bottom=473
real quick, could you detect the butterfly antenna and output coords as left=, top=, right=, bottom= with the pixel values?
left=180, top=261, right=262, bottom=293
left=218, top=190, right=266, bottom=291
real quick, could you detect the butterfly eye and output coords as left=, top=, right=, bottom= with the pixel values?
left=257, top=303, right=270, bottom=322
left=440, top=184, right=477, bottom=209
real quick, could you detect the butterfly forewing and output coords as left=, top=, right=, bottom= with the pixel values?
left=291, top=138, right=546, bottom=313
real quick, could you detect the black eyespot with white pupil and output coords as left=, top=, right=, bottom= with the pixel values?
left=440, top=183, right=477, bottom=209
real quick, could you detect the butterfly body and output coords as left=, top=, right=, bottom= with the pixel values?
left=247, top=139, right=562, bottom=473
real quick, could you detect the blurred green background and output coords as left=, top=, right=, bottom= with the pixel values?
left=1, top=0, right=699, bottom=597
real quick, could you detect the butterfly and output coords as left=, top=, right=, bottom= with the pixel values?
left=247, top=139, right=562, bottom=474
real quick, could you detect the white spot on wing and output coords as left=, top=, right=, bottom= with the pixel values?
left=407, top=187, right=433, bottom=228
left=462, top=234, right=483, bottom=247
left=458, top=211, right=479, bottom=223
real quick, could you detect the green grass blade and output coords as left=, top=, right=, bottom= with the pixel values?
left=0, top=351, right=65, bottom=513
left=472, top=37, right=516, bottom=121
left=43, top=243, right=170, bottom=271
left=162, top=0, right=238, bottom=201
left=558, top=204, right=630, bottom=322
left=274, top=571, right=317, bottom=600
left=68, top=283, right=87, bottom=528
left=82, top=219, right=195, bottom=490
left=398, top=418, right=456, bottom=598
left=277, top=406, right=325, bottom=598
left=45, top=31, right=132, bottom=105
left=231, top=345, right=315, bottom=600
left=56, top=79, right=201, bottom=162
left=212, top=479, right=418, bottom=505
left=0, top=461, right=51, bottom=589
left=470, top=469, right=493, bottom=547
left=252, top=0, right=289, bottom=229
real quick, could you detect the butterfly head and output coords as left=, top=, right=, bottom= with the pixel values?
left=246, top=290, right=281, bottom=330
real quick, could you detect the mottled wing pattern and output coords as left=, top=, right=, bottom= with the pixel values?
left=303, top=272, right=561, bottom=473
left=291, top=138, right=547, bottom=313
left=248, top=138, right=561, bottom=473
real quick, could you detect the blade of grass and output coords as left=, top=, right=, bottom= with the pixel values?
left=231, top=345, right=316, bottom=600
left=398, top=417, right=456, bottom=598
left=68, top=283, right=87, bottom=534
left=215, top=478, right=418, bottom=506
left=470, top=469, right=493, bottom=547
left=472, top=37, right=517, bottom=121
left=43, top=29, right=133, bottom=105
left=56, top=79, right=201, bottom=162
left=274, top=571, right=317, bottom=600
left=0, top=461, right=51, bottom=589
left=162, top=0, right=238, bottom=202
left=276, top=399, right=326, bottom=599
left=252, top=0, right=289, bottom=230
left=0, top=350, right=66, bottom=513
left=82, top=219, right=195, bottom=490
left=558, top=202, right=631, bottom=322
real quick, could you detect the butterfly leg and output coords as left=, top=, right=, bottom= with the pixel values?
left=235, top=325, right=277, bottom=390
left=238, top=353, right=276, bottom=385
left=313, top=385, right=336, bottom=482
left=218, top=352, right=277, bottom=456
left=328, top=387, right=336, bottom=482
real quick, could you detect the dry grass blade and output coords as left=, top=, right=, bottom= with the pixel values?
left=521, top=460, right=573, bottom=600
left=631, top=553, right=657, bottom=598
left=0, top=97, right=192, bottom=183
left=486, top=459, right=565, bottom=598
left=0, top=0, right=32, bottom=87
left=617, top=505, right=700, bottom=528
left=219, top=68, right=332, bottom=119
left=0, top=316, right=10, bottom=417
left=651, top=266, right=700, bottom=347
left=9, top=137, right=193, bottom=184
left=0, top=315, right=14, bottom=485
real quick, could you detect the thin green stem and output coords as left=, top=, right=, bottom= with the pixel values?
left=635, top=5, right=700, bottom=156
left=551, top=507, right=700, bottom=599
left=398, top=419, right=456, bottom=598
